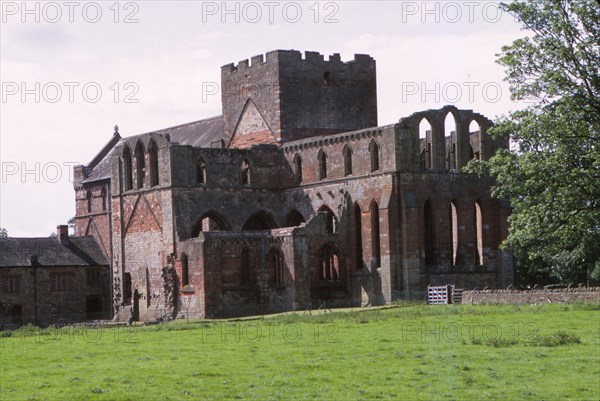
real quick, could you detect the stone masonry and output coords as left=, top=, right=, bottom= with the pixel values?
left=72, top=49, right=514, bottom=321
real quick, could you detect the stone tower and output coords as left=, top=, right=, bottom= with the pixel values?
left=221, top=50, right=377, bottom=148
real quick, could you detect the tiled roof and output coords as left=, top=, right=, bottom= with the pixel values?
left=0, top=237, right=109, bottom=267
left=81, top=116, right=225, bottom=184
left=147, top=116, right=224, bottom=147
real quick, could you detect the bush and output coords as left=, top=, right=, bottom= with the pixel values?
left=529, top=331, right=581, bottom=347
left=486, top=338, right=518, bottom=347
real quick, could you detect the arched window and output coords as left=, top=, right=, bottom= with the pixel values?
left=419, top=118, right=432, bottom=170
left=135, top=141, right=145, bottom=189
left=122, top=145, right=133, bottom=191
left=354, top=203, right=363, bottom=269
left=196, top=158, right=207, bottom=184
left=293, top=154, right=302, bottom=183
left=180, top=253, right=189, bottom=286
left=192, top=211, right=231, bottom=236
left=319, top=244, right=341, bottom=281
left=241, top=248, right=250, bottom=284
left=285, top=210, right=305, bottom=227
left=148, top=140, right=159, bottom=187
left=242, top=211, right=278, bottom=231
left=343, top=145, right=352, bottom=176
left=424, top=200, right=435, bottom=266
left=86, top=191, right=93, bottom=213
left=268, top=248, right=285, bottom=286
left=369, top=140, right=379, bottom=172
left=469, top=120, right=482, bottom=160
left=318, top=205, right=335, bottom=233
left=445, top=112, right=458, bottom=170
left=317, top=149, right=327, bottom=180
left=370, top=200, right=381, bottom=267
left=241, top=159, right=250, bottom=185
left=450, top=201, right=458, bottom=266
left=101, top=187, right=107, bottom=211
left=475, top=201, right=483, bottom=266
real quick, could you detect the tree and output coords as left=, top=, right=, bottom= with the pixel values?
left=0, top=228, right=7, bottom=238
left=475, top=0, right=600, bottom=284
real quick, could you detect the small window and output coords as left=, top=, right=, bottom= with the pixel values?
left=293, top=154, right=302, bottom=183
left=319, top=245, right=341, bottom=281
left=135, top=141, right=145, bottom=190
left=269, top=248, right=285, bottom=286
left=3, top=275, right=21, bottom=293
left=123, top=145, right=133, bottom=191
left=475, top=201, right=484, bottom=266
left=124, top=273, right=132, bottom=303
left=101, top=187, right=108, bottom=211
left=369, top=140, right=380, bottom=172
left=241, top=159, right=250, bottom=185
left=323, top=71, right=331, bottom=85
left=318, top=149, right=327, bottom=180
left=181, top=253, right=189, bottom=286
left=450, top=201, right=458, bottom=266
left=354, top=203, right=363, bottom=270
left=370, top=200, right=381, bottom=268
left=343, top=145, right=352, bottom=176
left=197, top=158, right=207, bottom=184
left=148, top=140, right=159, bottom=187
left=86, top=191, right=93, bottom=213
left=50, top=273, right=73, bottom=292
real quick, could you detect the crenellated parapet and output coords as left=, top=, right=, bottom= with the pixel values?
left=221, top=50, right=377, bottom=145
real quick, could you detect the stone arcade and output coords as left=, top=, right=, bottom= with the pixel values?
left=72, top=50, right=513, bottom=322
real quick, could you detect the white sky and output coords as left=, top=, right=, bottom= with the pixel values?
left=0, top=1, right=527, bottom=237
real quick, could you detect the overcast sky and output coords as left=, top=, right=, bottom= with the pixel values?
left=1, top=1, right=527, bottom=237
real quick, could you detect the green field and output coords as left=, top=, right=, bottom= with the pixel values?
left=1, top=304, right=599, bottom=401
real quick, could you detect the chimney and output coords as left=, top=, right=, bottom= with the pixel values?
left=57, top=225, right=69, bottom=242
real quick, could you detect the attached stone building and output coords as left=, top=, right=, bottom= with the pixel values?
left=0, top=226, right=110, bottom=327
left=73, top=50, right=513, bottom=321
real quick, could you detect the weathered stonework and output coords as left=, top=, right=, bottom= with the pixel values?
left=462, top=287, right=600, bottom=304
left=72, top=50, right=514, bottom=321
left=0, top=227, right=110, bottom=327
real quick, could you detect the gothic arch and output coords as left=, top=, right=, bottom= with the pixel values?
left=353, top=202, right=363, bottom=270
left=267, top=247, right=285, bottom=286
left=148, top=139, right=159, bottom=187
left=318, top=205, right=336, bottom=233
left=284, top=209, right=306, bottom=227
left=241, top=159, right=251, bottom=185
left=192, top=211, right=231, bottom=236
left=342, top=144, right=353, bottom=176
left=369, top=140, right=380, bottom=172
left=122, top=144, right=133, bottom=191
left=196, top=157, right=207, bottom=184
left=293, top=153, right=302, bottom=183
left=242, top=211, right=278, bottom=231
left=134, top=140, right=145, bottom=190
left=317, top=149, right=327, bottom=180
left=370, top=200, right=381, bottom=267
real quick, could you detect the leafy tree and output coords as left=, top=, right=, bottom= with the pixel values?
left=0, top=228, right=7, bottom=238
left=473, top=0, right=600, bottom=284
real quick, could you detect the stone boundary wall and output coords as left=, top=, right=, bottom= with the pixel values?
left=462, top=287, right=600, bottom=304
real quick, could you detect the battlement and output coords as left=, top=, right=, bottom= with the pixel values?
left=221, top=49, right=378, bottom=145
left=221, top=50, right=375, bottom=73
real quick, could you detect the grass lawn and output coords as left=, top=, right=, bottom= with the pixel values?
left=1, top=303, right=599, bottom=400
